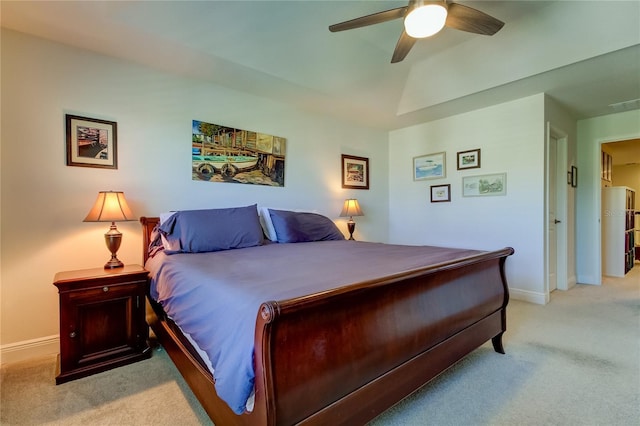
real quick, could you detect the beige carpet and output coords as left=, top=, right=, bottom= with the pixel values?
left=0, top=346, right=211, bottom=425
left=2, top=266, right=639, bottom=425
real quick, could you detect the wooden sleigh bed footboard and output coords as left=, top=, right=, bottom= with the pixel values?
left=140, top=217, right=514, bottom=426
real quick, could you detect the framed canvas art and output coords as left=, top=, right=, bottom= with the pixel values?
left=192, top=120, right=286, bottom=186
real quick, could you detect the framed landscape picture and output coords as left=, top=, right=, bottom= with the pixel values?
left=462, top=173, right=506, bottom=197
left=192, top=120, right=286, bottom=186
left=66, top=115, right=117, bottom=169
left=413, top=152, right=446, bottom=180
left=342, top=154, right=369, bottom=189
left=457, top=149, right=481, bottom=170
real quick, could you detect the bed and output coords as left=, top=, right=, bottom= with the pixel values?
left=140, top=205, right=514, bottom=425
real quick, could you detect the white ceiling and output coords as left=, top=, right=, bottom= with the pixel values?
left=1, top=0, right=639, bottom=131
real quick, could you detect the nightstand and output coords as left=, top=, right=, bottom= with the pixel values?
left=53, top=264, right=151, bottom=384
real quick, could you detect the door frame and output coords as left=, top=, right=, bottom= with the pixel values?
left=545, top=123, right=569, bottom=299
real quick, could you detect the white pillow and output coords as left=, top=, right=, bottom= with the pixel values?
left=258, top=207, right=278, bottom=241
left=258, top=207, right=318, bottom=241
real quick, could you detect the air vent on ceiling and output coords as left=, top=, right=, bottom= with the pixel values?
left=609, top=98, right=640, bottom=112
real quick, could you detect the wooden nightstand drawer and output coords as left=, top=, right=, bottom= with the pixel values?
left=54, top=265, right=151, bottom=384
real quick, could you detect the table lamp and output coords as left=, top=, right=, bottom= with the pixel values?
left=84, top=191, right=135, bottom=269
left=339, top=198, right=364, bottom=240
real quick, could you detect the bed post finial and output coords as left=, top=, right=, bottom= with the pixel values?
left=260, top=301, right=280, bottom=323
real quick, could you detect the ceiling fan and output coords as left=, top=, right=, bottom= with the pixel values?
left=329, top=0, right=504, bottom=63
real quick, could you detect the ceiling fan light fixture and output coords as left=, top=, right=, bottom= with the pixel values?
left=404, top=3, right=448, bottom=38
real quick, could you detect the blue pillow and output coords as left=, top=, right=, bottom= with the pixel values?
left=159, top=205, right=264, bottom=253
left=268, top=209, right=345, bottom=243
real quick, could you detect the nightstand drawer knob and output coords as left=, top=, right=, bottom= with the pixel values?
left=103, top=286, right=109, bottom=292
left=70, top=331, right=76, bottom=338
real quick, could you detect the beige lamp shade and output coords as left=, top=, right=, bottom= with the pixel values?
left=339, top=199, right=364, bottom=218
left=84, top=191, right=135, bottom=223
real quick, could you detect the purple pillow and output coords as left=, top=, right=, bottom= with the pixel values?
left=159, top=205, right=264, bottom=253
left=268, top=209, right=345, bottom=243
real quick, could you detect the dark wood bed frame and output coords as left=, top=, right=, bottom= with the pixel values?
left=141, top=216, right=514, bottom=425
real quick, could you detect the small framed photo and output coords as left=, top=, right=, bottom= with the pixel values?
left=430, top=184, right=451, bottom=203
left=463, top=173, right=507, bottom=197
left=570, top=165, right=578, bottom=188
left=341, top=154, right=369, bottom=189
left=66, top=114, right=117, bottom=169
left=413, top=152, right=446, bottom=181
left=457, top=149, right=481, bottom=170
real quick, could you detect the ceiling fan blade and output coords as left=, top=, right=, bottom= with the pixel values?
left=445, top=3, right=504, bottom=36
left=329, top=6, right=407, bottom=32
left=391, top=30, right=417, bottom=63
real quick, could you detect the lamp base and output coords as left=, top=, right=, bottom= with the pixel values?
left=347, top=220, right=356, bottom=241
left=104, top=256, right=124, bottom=269
left=104, top=223, right=124, bottom=269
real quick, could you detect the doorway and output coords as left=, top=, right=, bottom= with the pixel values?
left=600, top=139, right=640, bottom=279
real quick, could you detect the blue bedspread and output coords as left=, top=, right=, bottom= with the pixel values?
left=145, top=240, right=482, bottom=414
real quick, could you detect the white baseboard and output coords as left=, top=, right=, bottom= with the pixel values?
left=0, top=335, right=59, bottom=365
left=510, top=288, right=548, bottom=305
left=577, top=274, right=601, bottom=285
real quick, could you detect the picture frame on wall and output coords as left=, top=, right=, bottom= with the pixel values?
left=456, top=149, right=481, bottom=170
left=341, top=154, right=369, bottom=189
left=430, top=184, right=451, bottom=203
left=66, top=114, right=117, bottom=169
left=413, top=152, right=446, bottom=181
left=192, top=120, right=287, bottom=186
left=462, top=173, right=507, bottom=197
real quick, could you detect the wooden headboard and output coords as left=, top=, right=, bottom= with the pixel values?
left=140, top=217, right=160, bottom=264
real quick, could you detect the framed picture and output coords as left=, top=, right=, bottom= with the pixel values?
left=462, top=173, right=507, bottom=197
left=430, top=184, right=451, bottom=203
left=341, top=154, right=369, bottom=189
left=66, top=115, right=117, bottom=169
left=413, top=152, right=446, bottom=181
left=570, top=165, right=578, bottom=188
left=456, top=149, right=481, bottom=170
left=192, top=120, right=286, bottom=186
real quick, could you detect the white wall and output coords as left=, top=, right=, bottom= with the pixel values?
left=576, top=109, right=640, bottom=284
left=612, top=164, right=640, bottom=200
left=0, top=30, right=389, bottom=361
left=388, top=94, right=547, bottom=303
